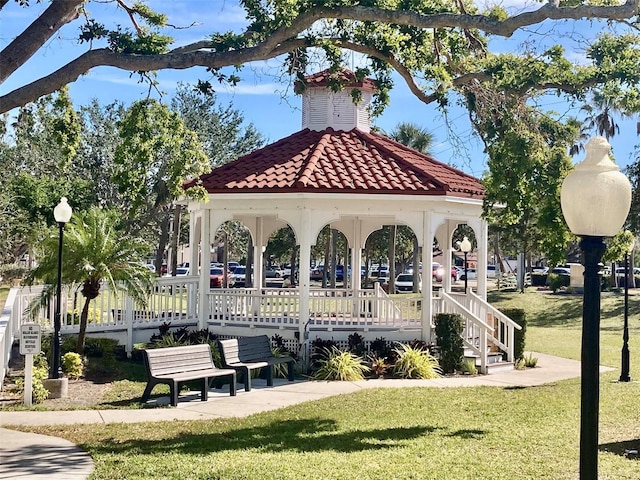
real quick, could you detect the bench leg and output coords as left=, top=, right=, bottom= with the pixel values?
left=242, top=368, right=252, bottom=392
left=200, top=378, right=208, bottom=402
left=287, top=361, right=295, bottom=381
left=266, top=366, right=273, bottom=387
left=170, top=381, right=179, bottom=407
left=229, top=372, right=237, bottom=396
left=141, top=381, right=156, bottom=403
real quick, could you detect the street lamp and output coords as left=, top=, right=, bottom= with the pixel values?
left=459, top=236, right=472, bottom=293
left=560, top=136, right=632, bottom=480
left=619, top=235, right=635, bottom=382
left=51, top=197, right=72, bottom=379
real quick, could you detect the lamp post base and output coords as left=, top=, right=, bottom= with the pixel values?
left=42, top=377, right=68, bottom=399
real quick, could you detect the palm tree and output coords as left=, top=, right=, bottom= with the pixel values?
left=27, top=207, right=154, bottom=353
left=387, top=122, right=435, bottom=291
left=388, top=122, right=435, bottom=155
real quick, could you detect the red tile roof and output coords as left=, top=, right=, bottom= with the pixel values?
left=186, top=128, right=484, bottom=198
left=294, top=69, right=377, bottom=94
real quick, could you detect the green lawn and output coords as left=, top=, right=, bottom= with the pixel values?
left=10, top=288, right=640, bottom=479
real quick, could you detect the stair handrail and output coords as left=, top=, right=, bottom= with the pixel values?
left=469, top=290, right=522, bottom=361
left=438, top=290, right=492, bottom=373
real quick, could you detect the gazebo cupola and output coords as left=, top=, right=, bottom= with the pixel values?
left=297, top=70, right=376, bottom=133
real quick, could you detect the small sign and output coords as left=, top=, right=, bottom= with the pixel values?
left=20, top=324, right=41, bottom=355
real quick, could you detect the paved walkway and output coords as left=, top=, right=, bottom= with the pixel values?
left=0, top=353, right=611, bottom=480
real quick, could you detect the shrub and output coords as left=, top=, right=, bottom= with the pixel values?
left=459, top=358, right=478, bottom=375
left=62, top=352, right=84, bottom=379
left=348, top=332, right=365, bottom=356
left=392, top=343, right=441, bottom=379
left=368, top=355, right=391, bottom=378
left=15, top=354, right=50, bottom=403
left=524, top=353, right=538, bottom=368
left=310, top=337, right=338, bottom=369
left=499, top=308, right=527, bottom=361
left=312, top=346, right=369, bottom=381
left=546, top=273, right=569, bottom=292
left=434, top=313, right=464, bottom=374
left=369, top=337, right=393, bottom=362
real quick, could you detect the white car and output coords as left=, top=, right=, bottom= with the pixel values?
left=394, top=273, right=421, bottom=293
left=231, top=266, right=248, bottom=287
left=459, top=268, right=477, bottom=280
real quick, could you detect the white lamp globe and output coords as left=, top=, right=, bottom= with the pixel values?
left=560, top=137, right=631, bottom=237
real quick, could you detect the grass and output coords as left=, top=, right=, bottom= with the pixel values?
left=7, top=288, right=640, bottom=479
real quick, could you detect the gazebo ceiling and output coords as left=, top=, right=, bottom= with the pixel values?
left=187, top=127, right=485, bottom=199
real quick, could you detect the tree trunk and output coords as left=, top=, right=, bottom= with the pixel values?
left=289, top=247, right=297, bottom=287
left=155, top=213, right=171, bottom=275
left=389, top=225, right=397, bottom=293
left=246, top=236, right=253, bottom=287
left=412, top=236, right=420, bottom=293
left=331, top=229, right=338, bottom=289
left=323, top=231, right=330, bottom=289
left=76, top=296, right=91, bottom=353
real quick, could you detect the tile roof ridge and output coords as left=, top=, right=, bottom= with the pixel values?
left=295, top=128, right=333, bottom=188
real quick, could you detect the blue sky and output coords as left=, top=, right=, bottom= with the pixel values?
left=1, top=0, right=638, bottom=177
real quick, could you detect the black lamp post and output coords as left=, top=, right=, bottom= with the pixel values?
left=619, top=237, right=634, bottom=382
left=459, top=236, right=472, bottom=293
left=560, top=137, right=632, bottom=480
left=51, top=197, right=72, bottom=379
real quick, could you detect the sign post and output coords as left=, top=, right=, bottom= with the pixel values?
left=20, top=324, right=41, bottom=406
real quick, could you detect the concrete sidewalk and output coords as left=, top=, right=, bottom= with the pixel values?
left=0, top=353, right=609, bottom=480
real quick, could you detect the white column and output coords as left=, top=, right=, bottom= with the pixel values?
left=421, top=211, right=433, bottom=341
left=298, top=218, right=312, bottom=346
left=474, top=220, right=488, bottom=299
left=198, top=209, right=211, bottom=329
left=189, top=212, right=199, bottom=274
left=254, top=217, right=264, bottom=289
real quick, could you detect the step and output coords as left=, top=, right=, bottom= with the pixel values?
left=464, top=349, right=505, bottom=364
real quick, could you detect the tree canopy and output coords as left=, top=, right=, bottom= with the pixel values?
left=1, top=0, right=638, bottom=117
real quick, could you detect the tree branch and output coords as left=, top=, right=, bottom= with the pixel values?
left=1, top=0, right=638, bottom=113
left=0, top=0, right=83, bottom=83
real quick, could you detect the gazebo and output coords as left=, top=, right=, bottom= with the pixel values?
left=181, top=70, right=517, bottom=372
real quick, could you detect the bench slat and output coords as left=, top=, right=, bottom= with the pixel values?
left=218, top=335, right=295, bottom=392
left=141, top=344, right=237, bottom=406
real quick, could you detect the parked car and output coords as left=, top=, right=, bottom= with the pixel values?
left=175, top=267, right=189, bottom=276
left=331, top=265, right=351, bottom=281
left=265, top=267, right=285, bottom=287
left=432, top=263, right=458, bottom=282
left=310, top=265, right=325, bottom=280
left=143, top=263, right=156, bottom=273
left=231, top=265, right=248, bottom=287
left=394, top=273, right=421, bottom=293
left=210, top=267, right=233, bottom=288
left=486, top=264, right=498, bottom=278
left=551, top=267, right=571, bottom=276
left=459, top=268, right=477, bottom=280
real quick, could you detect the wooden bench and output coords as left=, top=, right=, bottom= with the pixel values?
left=141, top=344, right=236, bottom=406
left=218, top=335, right=295, bottom=392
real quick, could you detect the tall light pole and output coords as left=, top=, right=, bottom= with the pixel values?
left=560, top=137, right=632, bottom=480
left=619, top=235, right=635, bottom=382
left=51, top=197, right=73, bottom=379
left=459, top=236, right=472, bottom=293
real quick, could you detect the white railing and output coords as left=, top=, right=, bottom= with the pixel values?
left=436, top=290, right=492, bottom=373
left=468, top=290, right=522, bottom=361
left=206, top=283, right=422, bottom=332
left=0, top=288, right=20, bottom=390
left=435, top=290, right=521, bottom=372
